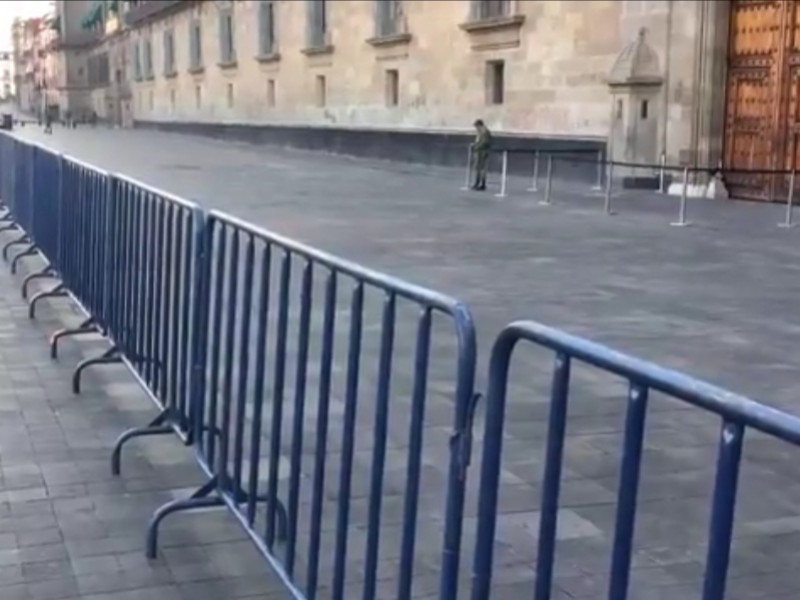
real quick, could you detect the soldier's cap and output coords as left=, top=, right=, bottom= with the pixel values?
left=474, top=119, right=484, bottom=127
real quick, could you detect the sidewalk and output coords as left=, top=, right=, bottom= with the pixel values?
left=0, top=229, right=289, bottom=598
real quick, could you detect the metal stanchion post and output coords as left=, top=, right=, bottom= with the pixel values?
left=539, top=155, right=553, bottom=206
left=603, top=162, right=615, bottom=215
left=593, top=150, right=603, bottom=190
left=495, top=150, right=508, bottom=198
left=779, top=169, right=796, bottom=229
left=670, top=166, right=691, bottom=227
left=461, top=146, right=473, bottom=190
left=527, top=150, right=540, bottom=192
left=658, top=152, right=666, bottom=193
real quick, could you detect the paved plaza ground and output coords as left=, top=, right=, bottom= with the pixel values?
left=0, top=122, right=799, bottom=599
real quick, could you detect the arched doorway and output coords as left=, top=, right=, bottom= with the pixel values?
left=724, top=0, right=800, bottom=200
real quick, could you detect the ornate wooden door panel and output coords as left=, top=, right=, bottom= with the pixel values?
left=724, top=0, right=784, bottom=200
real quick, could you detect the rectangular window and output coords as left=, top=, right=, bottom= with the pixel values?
left=143, top=37, right=153, bottom=79
left=258, top=1, right=276, bottom=56
left=376, top=0, right=400, bottom=37
left=472, top=0, right=510, bottom=20
left=195, top=84, right=202, bottom=108
left=307, top=0, right=327, bottom=49
left=486, top=60, right=504, bottom=105
left=133, top=41, right=142, bottom=80
left=163, top=28, right=175, bottom=74
left=189, top=19, right=203, bottom=69
left=219, top=8, right=236, bottom=64
left=169, top=88, right=176, bottom=112
left=226, top=82, right=234, bottom=107
left=315, top=74, right=326, bottom=107
left=267, top=78, right=276, bottom=107
left=385, top=68, right=398, bottom=106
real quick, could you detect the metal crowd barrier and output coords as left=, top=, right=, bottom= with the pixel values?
left=468, top=320, right=800, bottom=600
left=144, top=211, right=478, bottom=600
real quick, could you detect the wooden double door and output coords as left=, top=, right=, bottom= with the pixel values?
left=725, top=0, right=800, bottom=200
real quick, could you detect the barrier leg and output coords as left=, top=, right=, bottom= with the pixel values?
left=494, top=150, right=508, bottom=199
left=460, top=147, right=473, bottom=191
left=2, top=233, right=29, bottom=261
left=779, top=169, right=796, bottom=229
left=72, top=346, right=122, bottom=394
left=10, top=244, right=38, bottom=275
left=146, top=477, right=224, bottom=559
left=21, top=265, right=56, bottom=300
left=670, top=167, right=692, bottom=227
left=539, top=156, right=554, bottom=206
left=111, top=410, right=174, bottom=476
left=49, top=315, right=97, bottom=358
left=0, top=222, right=19, bottom=234
left=527, top=151, right=540, bottom=192
left=30, top=283, right=68, bottom=320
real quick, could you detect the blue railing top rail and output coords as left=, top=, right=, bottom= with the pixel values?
left=493, top=320, right=800, bottom=445
left=209, top=209, right=475, bottom=321
left=113, top=171, right=200, bottom=212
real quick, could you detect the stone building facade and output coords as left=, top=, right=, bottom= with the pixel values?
left=63, top=1, right=736, bottom=186
left=0, top=52, right=13, bottom=101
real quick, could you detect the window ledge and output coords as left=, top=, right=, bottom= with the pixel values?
left=302, top=44, right=334, bottom=57
left=188, top=65, right=205, bottom=75
left=218, top=59, right=238, bottom=70
left=144, top=74, right=155, bottom=81
left=256, top=52, right=281, bottom=64
left=366, top=32, right=412, bottom=47
left=164, top=70, right=178, bottom=79
left=459, top=14, right=525, bottom=33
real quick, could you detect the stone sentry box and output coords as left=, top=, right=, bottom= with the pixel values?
left=607, top=28, right=664, bottom=190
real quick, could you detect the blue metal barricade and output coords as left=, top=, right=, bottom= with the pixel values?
left=144, top=210, right=478, bottom=600
left=0, top=139, right=35, bottom=266
left=469, top=320, right=800, bottom=600
left=107, top=175, right=204, bottom=472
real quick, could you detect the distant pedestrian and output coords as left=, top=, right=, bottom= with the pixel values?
left=44, top=112, right=53, bottom=134
left=470, top=119, right=492, bottom=191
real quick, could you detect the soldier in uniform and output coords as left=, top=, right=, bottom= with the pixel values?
left=470, top=119, right=492, bottom=191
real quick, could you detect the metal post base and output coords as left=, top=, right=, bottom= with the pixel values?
left=778, top=222, right=795, bottom=229
left=30, top=284, right=68, bottom=319
left=111, top=410, right=174, bottom=476
left=21, top=266, right=56, bottom=300
left=2, top=234, right=29, bottom=261
left=72, top=346, right=122, bottom=394
left=669, top=221, right=692, bottom=228
left=50, top=316, right=97, bottom=358
left=10, top=244, right=37, bottom=275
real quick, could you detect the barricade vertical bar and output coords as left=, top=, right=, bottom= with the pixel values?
left=158, top=204, right=175, bottom=402
left=534, top=353, right=571, bottom=600
left=603, top=162, right=615, bottom=215
left=607, top=384, right=649, bottom=600
left=540, top=155, right=553, bottom=206
left=397, top=308, right=432, bottom=600
left=658, top=152, right=666, bottom=193
left=593, top=149, right=603, bottom=190
left=779, top=169, right=795, bottom=228
left=461, top=146, right=473, bottom=190
left=151, top=201, right=168, bottom=393
left=670, top=166, right=691, bottom=227
left=191, top=215, right=213, bottom=452
left=527, top=150, right=540, bottom=192
left=144, top=196, right=158, bottom=378
left=494, top=150, right=508, bottom=198
left=206, top=226, right=228, bottom=467
left=265, top=251, right=292, bottom=548
left=306, top=270, right=337, bottom=599
left=218, top=230, right=241, bottom=486
left=702, top=420, right=745, bottom=600
left=168, top=210, right=185, bottom=414
left=246, top=244, right=272, bottom=526
left=362, top=292, right=397, bottom=600
left=286, top=260, right=314, bottom=577
left=232, top=234, right=255, bottom=497
left=332, top=282, right=365, bottom=600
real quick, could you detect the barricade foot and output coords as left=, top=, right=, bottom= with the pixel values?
left=146, top=478, right=223, bottom=559
left=2, top=234, right=29, bottom=262
left=30, top=284, right=67, bottom=319
left=0, top=222, right=18, bottom=234
left=669, top=221, right=693, bottom=228
left=111, top=411, right=174, bottom=476
left=72, top=347, right=122, bottom=394
left=778, top=222, right=795, bottom=229
left=21, top=266, right=56, bottom=299
left=50, top=315, right=97, bottom=357
left=10, top=244, right=37, bottom=275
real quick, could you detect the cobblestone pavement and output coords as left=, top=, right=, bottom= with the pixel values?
left=5, top=123, right=800, bottom=599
